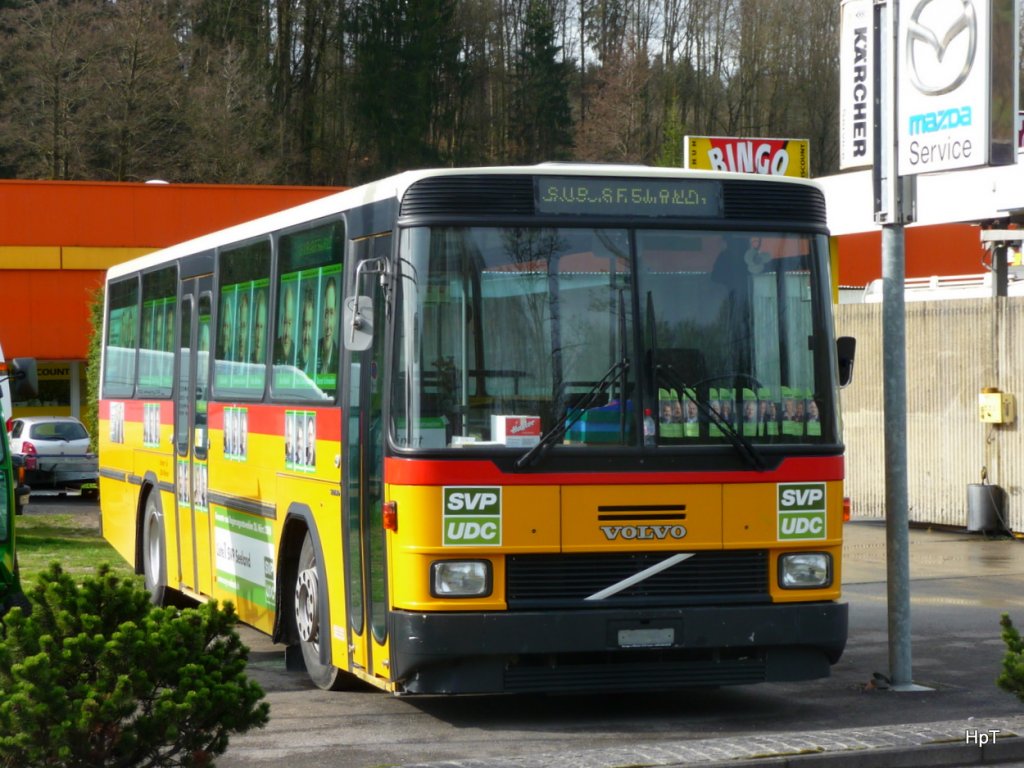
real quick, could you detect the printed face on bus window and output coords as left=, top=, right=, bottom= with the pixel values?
left=320, top=278, right=337, bottom=367
left=122, top=308, right=135, bottom=348
left=164, top=306, right=174, bottom=351
left=237, top=291, right=250, bottom=359
left=253, top=290, right=268, bottom=363
left=155, top=309, right=165, bottom=351
left=784, top=397, right=796, bottom=419
left=744, top=400, right=757, bottom=422
left=221, top=295, right=235, bottom=359
left=685, top=400, right=697, bottom=422
left=300, top=291, right=315, bottom=370
left=276, top=286, right=295, bottom=363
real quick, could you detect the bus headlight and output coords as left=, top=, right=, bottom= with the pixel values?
left=431, top=560, right=491, bottom=598
left=779, top=553, right=832, bottom=589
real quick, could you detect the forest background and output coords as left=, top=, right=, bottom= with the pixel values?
left=0, top=0, right=843, bottom=186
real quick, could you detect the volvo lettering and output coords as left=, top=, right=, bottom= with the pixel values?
left=600, top=525, right=688, bottom=541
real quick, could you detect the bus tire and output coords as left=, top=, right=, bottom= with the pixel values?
left=294, top=531, right=348, bottom=690
left=141, top=492, right=167, bottom=606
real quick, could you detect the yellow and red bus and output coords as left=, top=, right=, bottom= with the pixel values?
left=99, top=164, right=855, bottom=694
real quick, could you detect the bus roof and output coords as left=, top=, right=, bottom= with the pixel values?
left=106, top=164, right=823, bottom=280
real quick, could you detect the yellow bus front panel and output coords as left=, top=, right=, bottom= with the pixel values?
left=561, top=484, right=722, bottom=551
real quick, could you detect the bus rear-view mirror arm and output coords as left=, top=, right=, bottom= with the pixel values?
left=344, top=295, right=374, bottom=352
left=344, top=258, right=388, bottom=352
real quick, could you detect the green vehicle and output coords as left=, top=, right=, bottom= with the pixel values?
left=0, top=356, right=38, bottom=615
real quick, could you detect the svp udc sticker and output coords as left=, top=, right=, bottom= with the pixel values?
left=443, top=487, right=502, bottom=546
left=777, top=482, right=827, bottom=540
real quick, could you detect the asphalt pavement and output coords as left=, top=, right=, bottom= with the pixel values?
left=28, top=494, right=1024, bottom=767
left=220, top=520, right=1024, bottom=768
left=395, top=521, right=1024, bottom=768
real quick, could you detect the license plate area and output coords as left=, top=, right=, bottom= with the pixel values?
left=609, top=619, right=682, bottom=649
left=617, top=627, right=675, bottom=648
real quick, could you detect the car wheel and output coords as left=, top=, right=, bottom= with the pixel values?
left=141, top=492, right=167, bottom=605
left=293, top=531, right=349, bottom=690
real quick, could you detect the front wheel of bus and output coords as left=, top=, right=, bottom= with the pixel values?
left=141, top=493, right=167, bottom=605
left=294, top=532, right=347, bottom=690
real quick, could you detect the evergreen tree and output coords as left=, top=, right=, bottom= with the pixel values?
left=656, top=99, right=685, bottom=168
left=349, top=0, right=464, bottom=179
left=0, top=564, right=268, bottom=767
left=998, top=613, right=1024, bottom=702
left=510, top=0, right=574, bottom=163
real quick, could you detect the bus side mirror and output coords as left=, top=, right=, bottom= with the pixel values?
left=836, top=336, right=856, bottom=388
left=9, top=358, right=38, bottom=400
left=344, top=295, right=374, bottom=352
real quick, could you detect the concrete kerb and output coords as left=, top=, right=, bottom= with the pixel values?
left=401, top=718, right=1024, bottom=768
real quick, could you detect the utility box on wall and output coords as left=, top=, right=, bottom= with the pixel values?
left=979, top=390, right=1016, bottom=424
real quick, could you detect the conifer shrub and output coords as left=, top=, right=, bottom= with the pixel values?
left=0, top=563, right=269, bottom=767
left=998, top=613, right=1024, bottom=702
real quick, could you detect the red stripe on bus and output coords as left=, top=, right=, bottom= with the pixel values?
left=208, top=402, right=341, bottom=441
left=100, top=399, right=342, bottom=440
left=100, top=399, right=174, bottom=424
left=383, top=455, right=844, bottom=486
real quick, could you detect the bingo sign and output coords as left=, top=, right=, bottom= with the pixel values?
left=685, top=136, right=810, bottom=178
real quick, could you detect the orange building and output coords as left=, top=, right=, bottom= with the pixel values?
left=0, top=180, right=339, bottom=418
left=835, top=223, right=991, bottom=289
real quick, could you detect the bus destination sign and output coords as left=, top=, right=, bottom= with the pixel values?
left=535, top=177, right=722, bottom=217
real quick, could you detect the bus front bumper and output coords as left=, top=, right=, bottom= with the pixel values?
left=389, top=601, right=847, bottom=694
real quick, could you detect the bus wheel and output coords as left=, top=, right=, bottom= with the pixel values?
left=141, top=493, right=167, bottom=605
left=294, top=532, right=346, bottom=690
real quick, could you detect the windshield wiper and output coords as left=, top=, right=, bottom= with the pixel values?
left=514, top=358, right=630, bottom=472
left=658, top=364, right=766, bottom=471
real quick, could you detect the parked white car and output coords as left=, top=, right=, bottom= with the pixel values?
left=7, top=416, right=98, bottom=498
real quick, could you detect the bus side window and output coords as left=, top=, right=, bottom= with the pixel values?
left=215, top=239, right=271, bottom=400
left=273, top=220, right=344, bottom=401
left=102, top=277, right=140, bottom=398
left=139, top=265, right=177, bottom=399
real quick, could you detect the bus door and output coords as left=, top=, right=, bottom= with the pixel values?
left=343, top=236, right=391, bottom=681
left=173, top=277, right=213, bottom=596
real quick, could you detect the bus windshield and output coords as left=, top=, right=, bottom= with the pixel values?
left=392, top=225, right=838, bottom=453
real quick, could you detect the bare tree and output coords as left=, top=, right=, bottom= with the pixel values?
left=82, top=0, right=190, bottom=181
left=0, top=0, right=849, bottom=181
left=0, top=0, right=102, bottom=178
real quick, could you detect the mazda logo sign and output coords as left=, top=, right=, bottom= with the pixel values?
left=905, top=0, right=977, bottom=96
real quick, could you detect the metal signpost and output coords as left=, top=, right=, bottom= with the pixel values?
left=842, top=0, right=1016, bottom=691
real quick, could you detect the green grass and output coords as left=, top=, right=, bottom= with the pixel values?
left=16, top=511, right=138, bottom=586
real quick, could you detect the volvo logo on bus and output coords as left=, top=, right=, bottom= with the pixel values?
left=600, top=524, right=688, bottom=541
